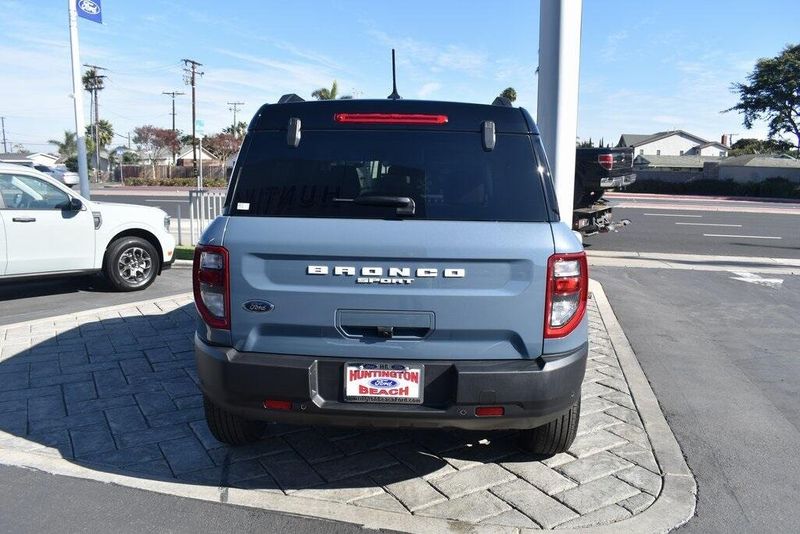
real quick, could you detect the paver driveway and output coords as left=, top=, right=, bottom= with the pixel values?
left=0, top=287, right=694, bottom=532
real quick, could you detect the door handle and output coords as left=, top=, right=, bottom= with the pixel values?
left=12, top=217, right=36, bottom=223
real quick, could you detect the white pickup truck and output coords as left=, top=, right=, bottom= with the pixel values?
left=0, top=163, right=175, bottom=291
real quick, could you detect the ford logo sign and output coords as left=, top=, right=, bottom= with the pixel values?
left=369, top=378, right=398, bottom=388
left=79, top=0, right=101, bottom=15
left=243, top=300, right=274, bottom=313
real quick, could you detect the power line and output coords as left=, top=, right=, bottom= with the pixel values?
left=182, top=58, right=203, bottom=177
left=163, top=91, right=186, bottom=164
left=1, top=117, right=7, bottom=152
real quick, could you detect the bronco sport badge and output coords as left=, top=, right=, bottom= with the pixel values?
left=306, top=265, right=465, bottom=285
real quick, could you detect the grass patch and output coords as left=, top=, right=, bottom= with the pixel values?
left=174, top=245, right=195, bottom=261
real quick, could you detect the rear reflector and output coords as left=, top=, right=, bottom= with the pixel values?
left=475, top=406, right=505, bottom=417
left=263, top=399, right=292, bottom=411
left=334, top=113, right=448, bottom=125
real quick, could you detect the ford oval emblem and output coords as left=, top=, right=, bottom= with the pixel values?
left=79, top=0, right=101, bottom=15
left=370, top=378, right=398, bottom=388
left=243, top=300, right=274, bottom=313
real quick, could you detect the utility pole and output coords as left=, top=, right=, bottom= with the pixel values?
left=83, top=64, right=106, bottom=181
left=227, top=101, right=244, bottom=136
left=1, top=117, right=7, bottom=153
left=162, top=91, right=185, bottom=164
left=182, top=59, right=203, bottom=178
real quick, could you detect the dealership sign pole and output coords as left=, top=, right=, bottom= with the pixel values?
left=68, top=0, right=102, bottom=199
left=537, top=0, right=582, bottom=227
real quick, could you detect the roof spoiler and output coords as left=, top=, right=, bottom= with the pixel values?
left=278, top=93, right=305, bottom=104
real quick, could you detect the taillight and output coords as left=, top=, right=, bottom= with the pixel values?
left=193, top=245, right=230, bottom=330
left=598, top=153, right=614, bottom=170
left=544, top=252, right=588, bottom=338
left=334, top=113, right=448, bottom=125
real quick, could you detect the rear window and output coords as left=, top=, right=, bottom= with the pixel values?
left=228, top=130, right=549, bottom=221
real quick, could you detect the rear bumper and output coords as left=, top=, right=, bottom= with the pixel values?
left=600, top=173, right=636, bottom=188
left=195, top=335, right=587, bottom=431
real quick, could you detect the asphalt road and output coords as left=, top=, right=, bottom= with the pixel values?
left=0, top=465, right=388, bottom=534
left=0, top=267, right=191, bottom=326
left=95, top=193, right=192, bottom=219
left=585, top=195, right=800, bottom=258
left=592, top=267, right=800, bottom=532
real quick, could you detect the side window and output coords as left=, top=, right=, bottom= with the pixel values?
left=0, top=174, right=70, bottom=210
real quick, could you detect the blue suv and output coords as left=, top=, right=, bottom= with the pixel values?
left=193, top=96, right=588, bottom=454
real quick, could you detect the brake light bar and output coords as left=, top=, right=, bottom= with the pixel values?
left=598, top=153, right=614, bottom=171
left=334, top=113, right=448, bottom=125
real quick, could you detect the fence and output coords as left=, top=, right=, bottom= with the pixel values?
left=187, top=189, right=227, bottom=245
left=116, top=165, right=227, bottom=182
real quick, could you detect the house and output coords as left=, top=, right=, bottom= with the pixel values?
left=633, top=154, right=721, bottom=172
left=176, top=145, right=220, bottom=167
left=716, top=155, right=800, bottom=183
left=0, top=152, right=59, bottom=167
left=618, top=131, right=729, bottom=157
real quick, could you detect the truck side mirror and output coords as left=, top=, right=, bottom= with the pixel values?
left=67, top=197, right=83, bottom=211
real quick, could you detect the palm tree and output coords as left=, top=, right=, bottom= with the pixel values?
left=86, top=119, right=114, bottom=150
left=499, top=87, right=517, bottom=103
left=311, top=80, right=339, bottom=100
left=48, top=131, right=77, bottom=159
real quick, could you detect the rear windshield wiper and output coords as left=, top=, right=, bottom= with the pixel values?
left=333, top=195, right=416, bottom=216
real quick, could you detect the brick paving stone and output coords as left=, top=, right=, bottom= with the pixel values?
left=160, top=377, right=198, bottom=399
left=62, top=381, right=97, bottom=404
left=173, top=394, right=203, bottom=410
left=180, top=458, right=267, bottom=485
left=0, top=399, right=27, bottom=414
left=541, top=452, right=576, bottom=468
left=231, top=474, right=282, bottom=492
left=607, top=422, right=650, bottom=447
left=490, top=479, right=578, bottom=529
left=115, top=424, right=192, bottom=449
left=70, top=425, right=116, bottom=458
left=601, top=390, right=636, bottom=410
left=417, top=490, right=510, bottom=523
left=555, top=477, right=640, bottom=515
left=0, top=362, right=29, bottom=375
left=314, top=449, right=398, bottom=483
left=294, top=476, right=385, bottom=504
left=558, top=504, right=631, bottom=528
left=440, top=437, right=519, bottom=470
left=581, top=381, right=620, bottom=399
left=283, top=429, right=344, bottom=464
left=429, top=463, right=516, bottom=499
left=569, top=429, right=627, bottom=458
left=557, top=451, right=633, bottom=484
left=27, top=395, right=65, bottom=421
left=385, top=443, right=454, bottom=480
left=189, top=420, right=222, bottom=450
left=619, top=491, right=657, bottom=514
left=146, top=406, right=204, bottom=428
left=207, top=438, right=290, bottom=465
left=28, top=362, right=60, bottom=378
left=81, top=443, right=164, bottom=467
left=0, top=371, right=29, bottom=392
left=105, top=405, right=148, bottom=434
left=501, top=456, right=577, bottom=495
left=134, top=391, right=176, bottom=416
left=334, top=429, right=410, bottom=455
left=125, top=458, right=174, bottom=478
left=118, top=357, right=154, bottom=377
left=25, top=429, right=71, bottom=456
left=67, top=395, right=136, bottom=416
left=576, top=411, right=624, bottom=436
left=615, top=465, right=663, bottom=495
left=260, top=450, right=324, bottom=490
left=580, top=396, right=618, bottom=415
left=352, top=492, right=408, bottom=513
left=0, top=385, right=59, bottom=404
left=159, top=436, right=214, bottom=475
left=370, top=465, right=446, bottom=512
left=612, top=442, right=661, bottom=474
left=479, top=509, right=540, bottom=529
left=596, top=365, right=625, bottom=380
left=28, top=410, right=106, bottom=434
left=0, top=410, right=27, bottom=435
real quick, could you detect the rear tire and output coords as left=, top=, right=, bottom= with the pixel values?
left=520, top=395, right=580, bottom=456
left=203, top=395, right=263, bottom=446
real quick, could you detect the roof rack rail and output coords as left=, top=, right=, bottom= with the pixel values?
left=277, top=94, right=305, bottom=104
left=492, top=96, right=513, bottom=107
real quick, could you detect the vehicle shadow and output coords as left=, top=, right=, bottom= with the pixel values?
left=0, top=304, right=539, bottom=497
left=0, top=274, right=115, bottom=302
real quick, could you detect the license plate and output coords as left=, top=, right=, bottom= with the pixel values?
left=344, top=362, right=424, bottom=404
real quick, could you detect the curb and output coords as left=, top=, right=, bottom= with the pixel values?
left=588, top=251, right=800, bottom=275
left=0, top=283, right=696, bottom=533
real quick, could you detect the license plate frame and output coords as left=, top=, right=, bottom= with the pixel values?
left=343, top=362, right=424, bottom=404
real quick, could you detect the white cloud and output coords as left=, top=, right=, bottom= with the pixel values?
left=417, top=82, right=441, bottom=98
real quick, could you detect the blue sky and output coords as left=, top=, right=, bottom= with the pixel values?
left=0, top=0, right=797, bottom=152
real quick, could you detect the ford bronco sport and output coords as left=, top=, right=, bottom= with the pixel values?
left=194, top=96, right=588, bottom=454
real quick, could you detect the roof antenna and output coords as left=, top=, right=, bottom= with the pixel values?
left=387, top=49, right=401, bottom=100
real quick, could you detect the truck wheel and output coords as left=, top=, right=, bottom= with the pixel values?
left=104, top=236, right=159, bottom=292
left=203, top=395, right=263, bottom=446
left=520, top=396, right=580, bottom=456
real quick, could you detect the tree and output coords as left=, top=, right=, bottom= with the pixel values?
left=725, top=44, right=800, bottom=151
left=86, top=119, right=114, bottom=151
left=133, top=125, right=180, bottom=177
left=48, top=131, right=77, bottom=159
left=577, top=137, right=594, bottom=148
left=223, top=121, right=248, bottom=138
left=204, top=132, right=242, bottom=174
left=12, top=144, right=29, bottom=154
left=311, top=80, right=351, bottom=100
left=729, top=137, right=795, bottom=156
left=499, top=87, right=517, bottom=102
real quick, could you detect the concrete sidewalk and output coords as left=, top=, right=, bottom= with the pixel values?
left=0, top=283, right=695, bottom=533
